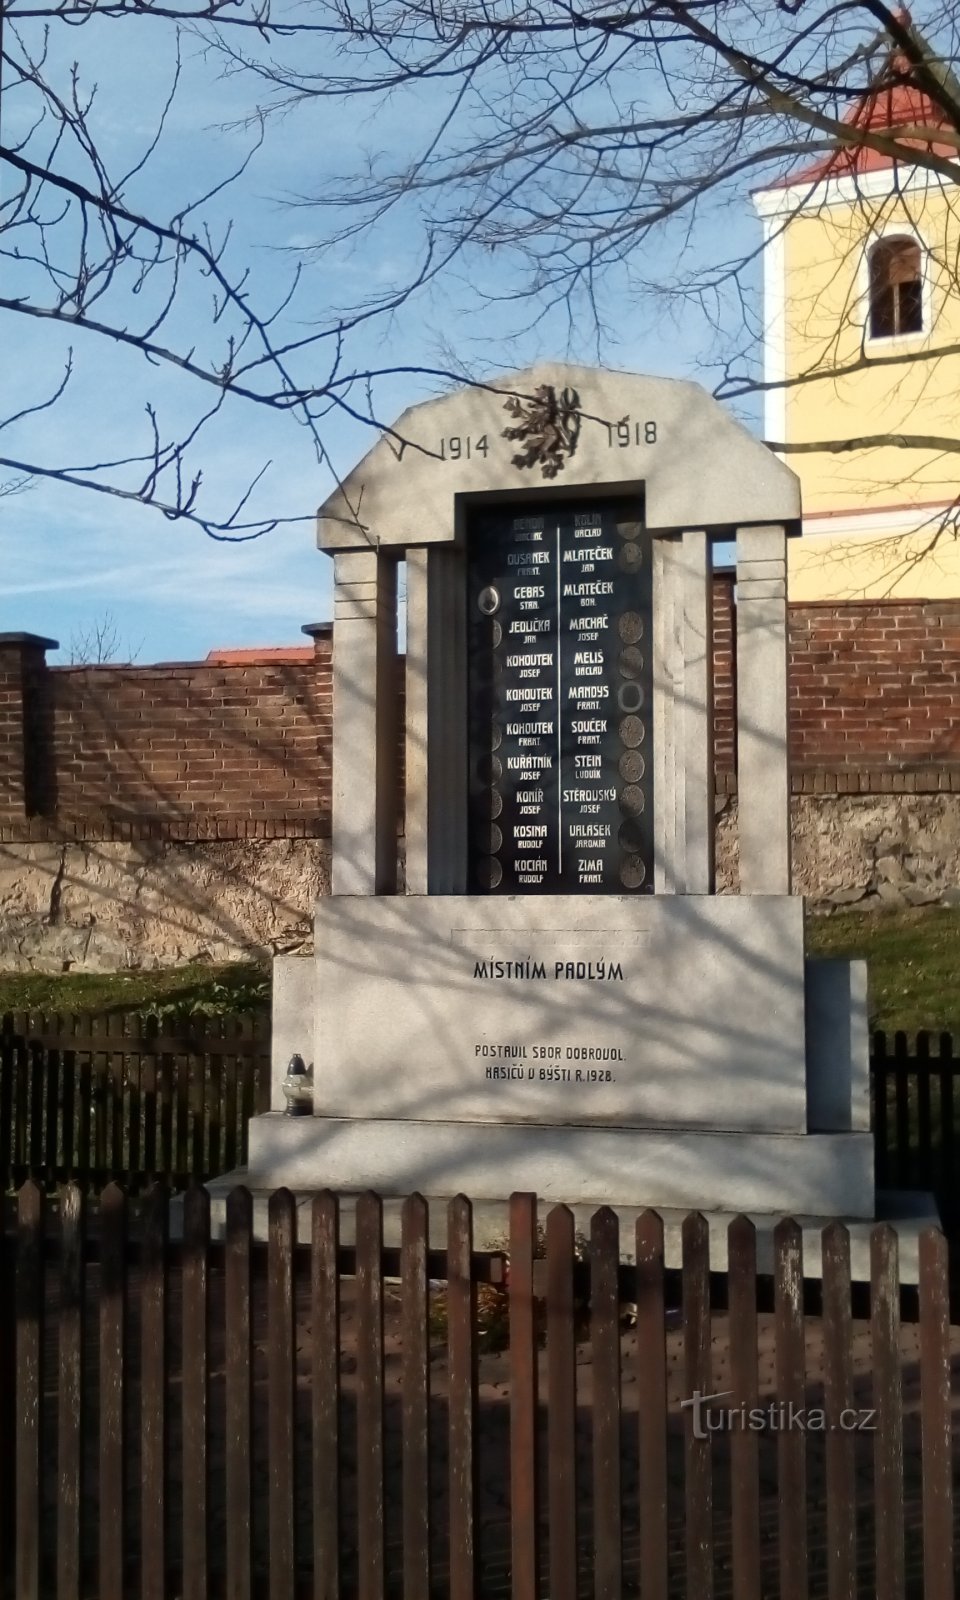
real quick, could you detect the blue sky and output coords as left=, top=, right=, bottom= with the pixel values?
left=0, top=8, right=762, bottom=664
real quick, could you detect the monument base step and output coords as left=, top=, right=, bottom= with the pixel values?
left=245, top=1112, right=875, bottom=1217
left=194, top=1174, right=937, bottom=1286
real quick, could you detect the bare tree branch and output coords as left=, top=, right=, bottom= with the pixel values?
left=4, top=0, right=960, bottom=544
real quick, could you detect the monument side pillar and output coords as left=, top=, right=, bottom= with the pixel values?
left=653, top=531, right=714, bottom=893
left=653, top=534, right=682, bottom=892
left=405, top=547, right=467, bottom=895
left=735, top=524, right=791, bottom=894
left=331, top=549, right=398, bottom=895
left=681, top=529, right=714, bottom=894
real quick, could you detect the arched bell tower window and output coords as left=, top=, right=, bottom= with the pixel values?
left=868, top=236, right=924, bottom=339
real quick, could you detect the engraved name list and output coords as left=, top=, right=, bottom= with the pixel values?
left=466, top=499, right=654, bottom=893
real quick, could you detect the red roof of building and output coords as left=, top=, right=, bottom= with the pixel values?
left=205, top=646, right=314, bottom=665
left=759, top=15, right=959, bottom=190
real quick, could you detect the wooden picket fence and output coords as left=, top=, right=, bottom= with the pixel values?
left=0, top=1013, right=270, bottom=1193
left=873, top=1032, right=960, bottom=1225
left=1, top=1182, right=957, bottom=1600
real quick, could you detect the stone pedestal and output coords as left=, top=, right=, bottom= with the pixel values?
left=246, top=1115, right=874, bottom=1216
left=261, top=892, right=873, bottom=1217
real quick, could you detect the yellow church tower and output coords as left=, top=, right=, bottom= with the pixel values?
left=752, top=18, right=960, bottom=600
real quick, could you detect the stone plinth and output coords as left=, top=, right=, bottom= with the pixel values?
left=306, top=893, right=809, bottom=1134
left=246, top=1115, right=874, bottom=1217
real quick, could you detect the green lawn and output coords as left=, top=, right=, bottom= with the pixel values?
left=0, top=905, right=957, bottom=1034
left=806, top=905, right=960, bottom=1036
left=0, top=960, right=270, bottom=1019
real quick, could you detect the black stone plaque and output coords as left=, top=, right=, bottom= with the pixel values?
left=467, top=500, right=653, bottom=893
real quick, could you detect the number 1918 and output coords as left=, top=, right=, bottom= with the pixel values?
left=607, top=420, right=657, bottom=447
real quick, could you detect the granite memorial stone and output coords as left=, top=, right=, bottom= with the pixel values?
left=249, top=362, right=882, bottom=1223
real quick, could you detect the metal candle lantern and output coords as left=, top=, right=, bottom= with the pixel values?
left=282, top=1053, right=313, bottom=1116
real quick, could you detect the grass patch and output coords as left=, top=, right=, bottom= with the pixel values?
left=0, top=904, right=957, bottom=1034
left=0, top=961, right=270, bottom=1020
left=806, top=905, right=960, bottom=1036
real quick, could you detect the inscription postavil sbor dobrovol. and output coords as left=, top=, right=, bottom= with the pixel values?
left=466, top=499, right=653, bottom=894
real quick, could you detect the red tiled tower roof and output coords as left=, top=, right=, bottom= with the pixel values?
left=759, top=12, right=960, bottom=190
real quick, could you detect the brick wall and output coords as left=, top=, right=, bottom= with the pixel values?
left=0, top=629, right=335, bottom=841
left=788, top=600, right=960, bottom=790
left=711, top=571, right=736, bottom=789
left=3, top=590, right=960, bottom=843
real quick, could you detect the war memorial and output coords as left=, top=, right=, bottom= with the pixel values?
left=236, top=361, right=932, bottom=1267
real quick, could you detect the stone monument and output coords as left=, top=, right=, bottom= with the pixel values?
left=248, top=361, right=886, bottom=1226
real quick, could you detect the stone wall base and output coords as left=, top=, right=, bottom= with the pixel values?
left=0, top=838, right=331, bottom=971
left=717, top=793, right=960, bottom=908
left=1, top=793, right=958, bottom=972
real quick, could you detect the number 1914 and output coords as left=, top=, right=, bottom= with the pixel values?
left=439, top=434, right=489, bottom=460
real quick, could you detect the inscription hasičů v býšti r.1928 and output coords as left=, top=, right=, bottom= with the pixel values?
left=467, top=498, right=653, bottom=894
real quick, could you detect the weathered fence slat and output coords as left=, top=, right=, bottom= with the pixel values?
left=894, top=1032, right=911, bottom=1190
left=448, top=1194, right=477, bottom=1600
left=77, top=1025, right=92, bottom=1188
left=141, top=1019, right=159, bottom=1183
left=872, top=1225, right=905, bottom=1600
left=918, top=1227, right=953, bottom=1600
left=225, top=1186, right=253, bottom=1600
left=253, top=1017, right=271, bottom=1114
left=223, top=1040, right=240, bottom=1176
left=774, top=1218, right=807, bottom=1600
left=682, top=1212, right=712, bottom=1600
left=0, top=1020, right=14, bottom=1190
left=175, top=1044, right=190, bottom=1185
left=591, top=1206, right=622, bottom=1600
left=28, top=1028, right=45, bottom=1178
left=57, top=1185, right=84, bottom=1600
left=635, top=1210, right=668, bottom=1600
left=16, top=1180, right=43, bottom=1600
left=93, top=1027, right=109, bottom=1180
left=182, top=1185, right=209, bottom=1600
left=939, top=1033, right=956, bottom=1221
left=510, top=1192, right=540, bottom=1600
left=141, top=1183, right=168, bottom=1600
left=356, top=1191, right=386, bottom=1600
left=208, top=1033, right=224, bottom=1180
left=240, top=1038, right=257, bottom=1165
left=727, top=1214, right=761, bottom=1600
left=401, top=1193, right=430, bottom=1600
left=43, top=1033, right=59, bottom=1184
left=109, top=1015, right=126, bottom=1181
left=821, top=1221, right=856, bottom=1600
left=916, top=1032, right=932, bottom=1193
left=13, top=1016, right=28, bottom=1177
left=312, top=1191, right=340, bottom=1600
left=128, top=1033, right=142, bottom=1181
left=61, top=1024, right=78, bottom=1182
left=159, top=1047, right=175, bottom=1183
left=547, top=1204, right=578, bottom=1600
left=268, top=1188, right=297, bottom=1600
left=874, top=1031, right=889, bottom=1188
left=99, top=1182, right=126, bottom=1600
left=190, top=1020, right=207, bottom=1182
